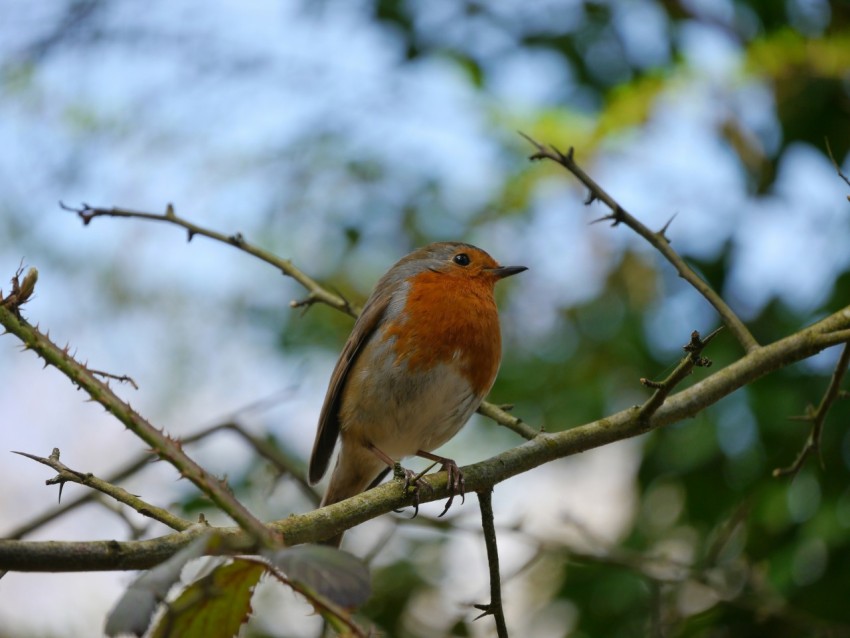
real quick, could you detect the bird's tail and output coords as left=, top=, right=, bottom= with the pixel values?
left=318, top=447, right=387, bottom=547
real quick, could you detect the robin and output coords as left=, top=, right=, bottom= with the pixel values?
left=309, top=242, right=526, bottom=546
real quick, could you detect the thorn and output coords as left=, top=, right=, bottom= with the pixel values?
left=186, top=229, right=195, bottom=242
left=584, top=192, right=598, bottom=206
left=658, top=213, right=677, bottom=240
left=165, top=203, right=175, bottom=218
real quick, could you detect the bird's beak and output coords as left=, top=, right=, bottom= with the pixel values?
left=489, top=265, right=528, bottom=279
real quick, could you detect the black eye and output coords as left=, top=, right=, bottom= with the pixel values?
left=453, top=253, right=471, bottom=266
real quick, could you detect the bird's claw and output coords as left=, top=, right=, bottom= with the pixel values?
left=392, top=463, right=433, bottom=518
left=437, top=459, right=465, bottom=517
left=392, top=459, right=465, bottom=518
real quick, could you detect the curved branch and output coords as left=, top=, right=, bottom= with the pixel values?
left=60, top=202, right=358, bottom=317
left=0, top=302, right=278, bottom=548
left=3, top=303, right=848, bottom=572
left=520, top=134, right=760, bottom=354
left=11, top=448, right=192, bottom=532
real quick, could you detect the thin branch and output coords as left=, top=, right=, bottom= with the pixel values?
left=477, top=402, right=539, bottom=440
left=11, top=448, right=192, bottom=531
left=773, top=341, right=850, bottom=477
left=473, top=489, right=509, bottom=638
left=5, top=300, right=839, bottom=571
left=0, top=302, right=278, bottom=548
left=59, top=202, right=358, bottom=317
left=520, top=133, right=760, bottom=354
left=88, top=368, right=139, bottom=390
left=6, top=415, right=318, bottom=540
left=242, top=556, right=369, bottom=637
left=60, top=201, right=526, bottom=438
left=637, top=328, right=722, bottom=427
left=825, top=137, right=850, bottom=192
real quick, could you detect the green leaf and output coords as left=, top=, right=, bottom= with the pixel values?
left=266, top=545, right=371, bottom=609
left=150, top=559, right=265, bottom=638
left=105, top=532, right=217, bottom=637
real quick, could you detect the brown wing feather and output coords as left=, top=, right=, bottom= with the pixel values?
left=308, top=290, right=392, bottom=484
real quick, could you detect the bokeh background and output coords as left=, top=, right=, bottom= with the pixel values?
left=2, top=1, right=850, bottom=636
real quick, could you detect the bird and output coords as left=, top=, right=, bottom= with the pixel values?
left=308, top=241, right=526, bottom=546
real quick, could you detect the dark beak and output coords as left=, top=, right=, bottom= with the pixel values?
left=490, top=265, right=527, bottom=279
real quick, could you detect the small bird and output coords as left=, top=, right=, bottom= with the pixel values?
left=309, top=242, right=526, bottom=546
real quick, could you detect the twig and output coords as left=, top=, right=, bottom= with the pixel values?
left=773, top=342, right=850, bottom=477
left=477, top=402, right=539, bottom=440
left=241, top=556, right=369, bottom=637
left=6, top=407, right=317, bottom=540
left=637, top=328, right=722, bottom=427
left=825, top=137, right=850, bottom=192
left=12, top=448, right=192, bottom=531
left=3, top=300, right=849, bottom=569
left=60, top=201, right=528, bottom=439
left=473, top=489, right=509, bottom=638
left=0, top=302, right=279, bottom=548
left=59, top=202, right=358, bottom=317
left=520, top=133, right=760, bottom=354
left=88, top=368, right=139, bottom=390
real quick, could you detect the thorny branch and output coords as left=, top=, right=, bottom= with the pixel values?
left=0, top=139, right=848, bottom=579
left=520, top=133, right=760, bottom=354
left=0, top=296, right=278, bottom=549
left=60, top=202, right=358, bottom=317
left=773, top=342, right=850, bottom=478
left=474, top=489, right=509, bottom=638
left=12, top=448, right=192, bottom=531
left=637, top=328, right=722, bottom=427
left=58, top=200, right=525, bottom=438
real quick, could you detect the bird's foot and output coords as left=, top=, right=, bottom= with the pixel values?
left=434, top=458, right=465, bottom=517
left=414, top=451, right=466, bottom=517
left=392, top=462, right=434, bottom=518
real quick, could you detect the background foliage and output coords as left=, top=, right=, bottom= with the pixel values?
left=1, top=1, right=849, bottom=636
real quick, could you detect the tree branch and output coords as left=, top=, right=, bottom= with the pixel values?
left=60, top=202, right=358, bottom=317
left=473, top=489, right=509, bottom=638
left=520, top=133, right=760, bottom=354
left=773, top=341, right=850, bottom=477
left=11, top=448, right=192, bottom=531
left=3, top=302, right=848, bottom=571
left=0, top=299, right=278, bottom=548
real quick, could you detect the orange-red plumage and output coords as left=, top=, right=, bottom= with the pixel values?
left=309, top=242, right=525, bottom=546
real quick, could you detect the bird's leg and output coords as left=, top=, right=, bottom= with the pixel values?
left=415, top=450, right=466, bottom=517
left=366, top=442, right=430, bottom=517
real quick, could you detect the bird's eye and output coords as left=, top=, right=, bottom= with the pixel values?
left=453, top=253, right=471, bottom=266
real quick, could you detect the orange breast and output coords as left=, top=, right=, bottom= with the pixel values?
left=382, top=270, right=502, bottom=397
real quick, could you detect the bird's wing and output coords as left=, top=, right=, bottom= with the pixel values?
left=308, top=289, right=392, bottom=484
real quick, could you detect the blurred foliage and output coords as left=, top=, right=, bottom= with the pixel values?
left=352, top=2, right=850, bottom=637
left=4, top=0, right=850, bottom=637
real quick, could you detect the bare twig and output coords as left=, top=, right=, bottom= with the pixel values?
left=825, top=137, right=850, bottom=193
left=773, top=342, right=850, bottom=477
left=520, top=133, right=760, bottom=354
left=0, top=303, right=279, bottom=548
left=88, top=368, right=139, bottom=389
left=242, top=556, right=369, bottom=637
left=637, top=328, right=722, bottom=427
left=473, top=489, right=509, bottom=638
left=2, top=297, right=849, bottom=569
left=59, top=202, right=358, bottom=317
left=12, top=448, right=192, bottom=531
left=6, top=412, right=317, bottom=540
left=477, top=402, right=539, bottom=440
left=60, top=201, right=528, bottom=440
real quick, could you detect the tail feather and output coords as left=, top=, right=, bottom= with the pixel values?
left=318, top=446, right=386, bottom=547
